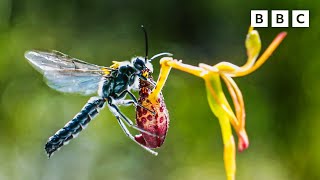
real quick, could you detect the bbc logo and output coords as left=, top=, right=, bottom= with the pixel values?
left=251, top=10, right=309, bottom=27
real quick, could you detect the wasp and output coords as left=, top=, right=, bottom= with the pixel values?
left=25, top=27, right=172, bottom=157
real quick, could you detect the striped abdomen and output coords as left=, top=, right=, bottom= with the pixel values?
left=45, top=97, right=105, bottom=157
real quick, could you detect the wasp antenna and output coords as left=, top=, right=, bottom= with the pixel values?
left=149, top=52, right=173, bottom=61
left=141, top=25, right=149, bottom=62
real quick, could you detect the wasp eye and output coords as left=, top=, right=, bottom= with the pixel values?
left=133, top=58, right=146, bottom=70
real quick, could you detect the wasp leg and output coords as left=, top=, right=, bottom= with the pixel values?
left=108, top=98, right=157, bottom=138
left=124, top=90, right=155, bottom=114
left=116, top=115, right=158, bottom=156
left=116, top=90, right=155, bottom=114
left=117, top=99, right=136, bottom=107
left=137, top=74, right=156, bottom=87
left=106, top=101, right=158, bottom=155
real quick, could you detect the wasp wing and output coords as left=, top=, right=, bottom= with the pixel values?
left=25, top=50, right=109, bottom=95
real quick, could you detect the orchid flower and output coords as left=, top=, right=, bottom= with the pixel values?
left=148, top=27, right=287, bottom=180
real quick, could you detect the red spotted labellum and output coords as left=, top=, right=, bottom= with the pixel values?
left=135, top=69, right=169, bottom=148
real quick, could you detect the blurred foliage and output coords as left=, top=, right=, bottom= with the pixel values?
left=0, top=0, right=319, bottom=180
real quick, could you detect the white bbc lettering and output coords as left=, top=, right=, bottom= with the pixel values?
left=251, top=10, right=309, bottom=28
left=272, top=10, right=289, bottom=27
left=292, top=10, right=309, bottom=27
left=251, top=10, right=268, bottom=27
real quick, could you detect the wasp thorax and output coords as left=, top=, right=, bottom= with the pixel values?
left=118, top=65, right=134, bottom=74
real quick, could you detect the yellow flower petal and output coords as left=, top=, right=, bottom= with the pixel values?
left=234, top=31, right=287, bottom=77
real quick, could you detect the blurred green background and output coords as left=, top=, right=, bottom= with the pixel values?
left=0, top=0, right=319, bottom=180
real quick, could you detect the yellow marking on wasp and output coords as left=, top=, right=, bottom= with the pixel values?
left=142, top=71, right=149, bottom=78
left=111, top=61, right=121, bottom=69
left=102, top=61, right=122, bottom=75
left=102, top=68, right=111, bottom=75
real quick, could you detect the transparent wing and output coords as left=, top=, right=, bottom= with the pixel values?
left=25, top=50, right=108, bottom=95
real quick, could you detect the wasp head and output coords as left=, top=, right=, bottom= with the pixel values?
left=133, top=58, right=147, bottom=70
left=132, top=57, right=152, bottom=76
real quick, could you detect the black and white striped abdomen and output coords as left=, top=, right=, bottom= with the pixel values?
left=45, top=97, right=106, bottom=157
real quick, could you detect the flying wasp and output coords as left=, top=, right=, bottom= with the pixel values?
left=25, top=27, right=172, bottom=157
